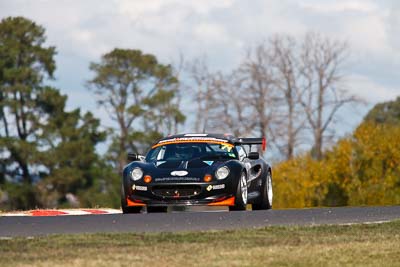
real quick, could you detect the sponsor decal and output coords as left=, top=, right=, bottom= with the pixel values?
left=212, top=184, right=225, bottom=190
left=136, top=185, right=147, bottom=191
left=184, top=134, right=208, bottom=137
left=171, top=170, right=188, bottom=176
left=206, top=184, right=225, bottom=191
left=154, top=177, right=201, bottom=182
left=221, top=144, right=233, bottom=152
left=132, top=184, right=147, bottom=191
left=203, top=161, right=214, bottom=166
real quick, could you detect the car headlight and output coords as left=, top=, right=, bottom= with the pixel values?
left=131, top=168, right=143, bottom=181
left=215, top=166, right=230, bottom=180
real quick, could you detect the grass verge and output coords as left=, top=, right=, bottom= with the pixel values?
left=1, top=221, right=400, bottom=267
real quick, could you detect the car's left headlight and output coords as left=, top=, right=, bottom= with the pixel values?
left=215, top=166, right=230, bottom=180
left=130, top=167, right=143, bottom=181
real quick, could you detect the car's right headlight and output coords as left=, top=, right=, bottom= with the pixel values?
left=131, top=167, right=143, bottom=181
left=215, top=166, right=230, bottom=180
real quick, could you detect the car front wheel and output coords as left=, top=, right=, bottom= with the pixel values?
left=121, top=185, right=142, bottom=214
left=229, top=171, right=248, bottom=211
left=252, top=171, right=273, bottom=210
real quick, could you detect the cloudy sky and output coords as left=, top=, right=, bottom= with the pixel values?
left=1, top=0, right=399, bottom=134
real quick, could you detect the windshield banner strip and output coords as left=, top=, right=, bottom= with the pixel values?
left=159, top=137, right=229, bottom=144
left=152, top=140, right=234, bottom=149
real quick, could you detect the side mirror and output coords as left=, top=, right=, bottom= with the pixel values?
left=127, top=153, right=139, bottom=162
left=248, top=152, right=260, bottom=160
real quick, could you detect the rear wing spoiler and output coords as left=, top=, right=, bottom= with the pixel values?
left=234, top=137, right=267, bottom=151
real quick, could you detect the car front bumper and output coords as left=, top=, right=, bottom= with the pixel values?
left=125, top=181, right=236, bottom=207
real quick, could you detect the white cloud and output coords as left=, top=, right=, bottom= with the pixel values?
left=348, top=74, right=399, bottom=103
left=117, top=0, right=233, bottom=18
left=299, top=0, right=378, bottom=13
left=386, top=1, right=400, bottom=51
left=193, top=23, right=230, bottom=44
left=295, top=0, right=390, bottom=55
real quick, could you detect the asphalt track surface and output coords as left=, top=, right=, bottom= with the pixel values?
left=1, top=206, right=400, bottom=237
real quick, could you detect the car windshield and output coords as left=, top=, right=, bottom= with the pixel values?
left=145, top=142, right=238, bottom=162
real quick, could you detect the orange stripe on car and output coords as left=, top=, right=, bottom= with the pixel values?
left=126, top=198, right=146, bottom=207
left=208, top=196, right=235, bottom=206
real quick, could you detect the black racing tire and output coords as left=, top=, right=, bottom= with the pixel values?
left=252, top=170, right=273, bottom=210
left=229, top=171, right=248, bottom=211
left=147, top=206, right=168, bottom=213
left=121, top=185, right=142, bottom=214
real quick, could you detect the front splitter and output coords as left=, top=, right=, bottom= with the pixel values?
left=127, top=196, right=235, bottom=207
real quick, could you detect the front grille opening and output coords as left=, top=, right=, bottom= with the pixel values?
left=152, top=185, right=201, bottom=198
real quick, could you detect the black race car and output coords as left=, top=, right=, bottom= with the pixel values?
left=121, top=133, right=273, bottom=213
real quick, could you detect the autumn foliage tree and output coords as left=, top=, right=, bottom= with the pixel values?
left=273, top=120, right=400, bottom=208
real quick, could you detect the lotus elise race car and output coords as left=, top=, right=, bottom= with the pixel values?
left=121, top=134, right=273, bottom=213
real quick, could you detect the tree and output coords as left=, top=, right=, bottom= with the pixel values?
left=0, top=17, right=112, bottom=210
left=364, top=96, right=400, bottom=125
left=188, top=57, right=219, bottom=133
left=87, top=49, right=185, bottom=172
left=187, top=33, right=357, bottom=160
left=299, top=32, right=358, bottom=160
left=266, top=35, right=306, bottom=160
left=0, top=17, right=57, bottom=208
left=33, top=88, right=108, bottom=208
left=189, top=41, right=303, bottom=157
left=273, top=121, right=400, bottom=208
left=188, top=57, right=256, bottom=137
left=207, top=71, right=255, bottom=137
left=0, top=86, right=112, bottom=210
left=236, top=44, right=278, bottom=142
